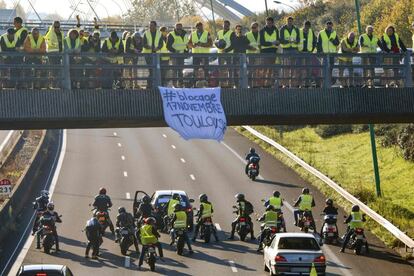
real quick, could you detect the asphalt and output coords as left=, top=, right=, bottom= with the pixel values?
left=7, top=127, right=414, bottom=275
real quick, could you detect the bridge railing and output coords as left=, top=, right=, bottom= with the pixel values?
left=0, top=52, right=412, bottom=90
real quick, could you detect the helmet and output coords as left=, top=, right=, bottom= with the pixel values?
left=118, top=207, right=126, bottom=214
left=172, top=193, right=180, bottom=200
left=302, top=188, right=309, bottom=194
left=325, top=198, right=333, bottom=206
left=266, top=205, right=275, bottom=211
left=142, top=195, right=150, bottom=204
left=145, top=217, right=156, bottom=225
left=47, top=202, right=54, bottom=211
left=40, top=190, right=49, bottom=197
left=173, top=203, right=182, bottom=211
left=199, top=194, right=208, bottom=202
left=235, top=193, right=245, bottom=201
left=352, top=205, right=360, bottom=212
left=249, top=147, right=256, bottom=154
left=273, top=191, right=280, bottom=197
left=99, top=187, right=106, bottom=195
left=215, top=39, right=226, bottom=49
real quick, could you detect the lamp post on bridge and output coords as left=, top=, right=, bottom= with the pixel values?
left=354, top=0, right=381, bottom=197
left=264, top=0, right=269, bottom=16
left=273, top=0, right=298, bottom=12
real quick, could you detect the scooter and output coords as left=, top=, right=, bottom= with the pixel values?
left=320, top=213, right=339, bottom=244
left=247, top=156, right=260, bottom=181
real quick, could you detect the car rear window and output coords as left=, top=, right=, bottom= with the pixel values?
left=155, top=194, right=189, bottom=206
left=19, top=271, right=63, bottom=276
left=278, top=237, right=320, bottom=250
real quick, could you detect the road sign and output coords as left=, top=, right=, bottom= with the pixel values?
left=0, top=178, right=12, bottom=197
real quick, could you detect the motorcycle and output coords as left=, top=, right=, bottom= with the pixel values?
left=298, top=210, right=315, bottom=233
left=199, top=217, right=213, bottom=243
left=175, top=228, right=186, bottom=255
left=232, top=206, right=251, bottom=241
left=259, top=212, right=285, bottom=248
left=118, top=227, right=135, bottom=255
left=94, top=209, right=110, bottom=235
left=343, top=227, right=368, bottom=255
left=247, top=156, right=260, bottom=181
left=41, top=225, right=56, bottom=254
left=321, top=214, right=339, bottom=244
left=144, top=244, right=157, bottom=271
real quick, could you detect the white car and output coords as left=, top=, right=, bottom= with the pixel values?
left=263, top=233, right=326, bottom=276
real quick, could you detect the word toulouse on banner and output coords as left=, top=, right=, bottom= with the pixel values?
left=158, top=87, right=227, bottom=141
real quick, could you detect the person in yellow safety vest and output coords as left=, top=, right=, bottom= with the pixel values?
left=121, top=31, right=133, bottom=89
left=293, top=188, right=315, bottom=227
left=64, top=29, right=83, bottom=89
left=82, top=29, right=101, bottom=89
left=359, top=25, right=383, bottom=87
left=167, top=22, right=188, bottom=87
left=298, top=21, right=317, bottom=88
left=192, top=194, right=219, bottom=242
left=316, top=21, right=339, bottom=54
left=215, top=20, right=235, bottom=54
left=260, top=17, right=280, bottom=87
left=0, top=28, right=18, bottom=88
left=44, top=21, right=64, bottom=89
left=159, top=26, right=170, bottom=86
left=101, top=31, right=124, bottom=89
left=340, top=205, right=369, bottom=253
left=265, top=191, right=284, bottom=210
left=280, top=16, right=300, bottom=87
left=13, top=16, right=28, bottom=51
left=142, top=20, right=163, bottom=88
left=169, top=204, right=194, bottom=253
left=24, top=27, right=47, bottom=89
left=138, top=217, right=164, bottom=269
left=246, top=22, right=261, bottom=54
left=257, top=205, right=281, bottom=252
left=338, top=32, right=359, bottom=87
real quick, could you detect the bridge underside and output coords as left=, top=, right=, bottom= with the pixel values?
left=1, top=88, right=413, bottom=130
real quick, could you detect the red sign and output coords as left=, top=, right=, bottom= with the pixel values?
left=0, top=178, right=12, bottom=196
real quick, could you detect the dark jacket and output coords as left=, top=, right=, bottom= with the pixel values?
left=93, top=194, right=112, bottom=211
left=381, top=33, right=407, bottom=53
left=136, top=202, right=153, bottom=219
left=116, top=212, right=135, bottom=228
left=322, top=206, right=338, bottom=215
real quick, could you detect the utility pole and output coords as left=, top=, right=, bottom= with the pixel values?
left=264, top=0, right=269, bottom=16
left=209, top=0, right=217, bottom=36
left=355, top=0, right=381, bottom=197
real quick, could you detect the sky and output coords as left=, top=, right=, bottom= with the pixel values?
left=3, top=0, right=297, bottom=20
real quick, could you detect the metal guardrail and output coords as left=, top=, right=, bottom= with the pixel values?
left=0, top=52, right=412, bottom=91
left=242, top=126, right=414, bottom=250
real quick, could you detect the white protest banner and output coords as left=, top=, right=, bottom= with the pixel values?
left=159, top=87, right=227, bottom=141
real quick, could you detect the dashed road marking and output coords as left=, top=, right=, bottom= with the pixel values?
left=214, top=223, right=221, bottom=231
left=171, top=145, right=176, bottom=149
left=123, top=171, right=128, bottom=177
left=180, top=158, right=186, bottom=163
left=190, top=174, right=196, bottom=181
left=124, top=256, right=130, bottom=267
left=117, top=142, right=122, bottom=147
left=162, top=134, right=167, bottom=138
left=228, top=260, right=238, bottom=272
left=121, top=155, right=125, bottom=161
left=113, top=132, right=117, bottom=136
left=126, top=192, right=131, bottom=199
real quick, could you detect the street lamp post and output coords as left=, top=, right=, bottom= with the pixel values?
left=265, top=0, right=269, bottom=16
left=354, top=0, right=381, bottom=197
left=210, top=0, right=217, bottom=36
left=273, top=0, right=297, bottom=12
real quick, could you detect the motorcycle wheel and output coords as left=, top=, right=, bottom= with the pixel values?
left=239, top=231, right=247, bottom=241
left=120, top=238, right=128, bottom=255
left=251, top=175, right=256, bottom=181
left=43, top=236, right=52, bottom=254
left=204, top=226, right=211, bottom=243
left=149, top=254, right=156, bottom=271
left=177, top=237, right=184, bottom=255
left=355, top=240, right=362, bottom=255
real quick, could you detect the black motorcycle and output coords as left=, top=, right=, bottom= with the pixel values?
left=232, top=206, right=251, bottom=241
left=144, top=244, right=157, bottom=271
left=174, top=228, right=186, bottom=255
left=247, top=156, right=260, bottom=181
left=343, top=227, right=369, bottom=255
left=118, top=227, right=135, bottom=255
left=199, top=217, right=213, bottom=243
left=41, top=225, right=56, bottom=254
left=298, top=210, right=315, bottom=233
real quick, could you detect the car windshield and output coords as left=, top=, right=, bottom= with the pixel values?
left=278, top=237, right=320, bottom=251
left=155, top=194, right=188, bottom=207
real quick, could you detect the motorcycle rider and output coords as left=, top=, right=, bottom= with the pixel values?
left=138, top=217, right=164, bottom=269
left=135, top=195, right=153, bottom=222
left=84, top=216, right=102, bottom=259
left=340, top=205, right=369, bottom=253
left=170, top=203, right=193, bottom=253
left=36, top=202, right=62, bottom=251
left=92, top=187, right=115, bottom=234
left=192, top=194, right=219, bottom=242
left=164, top=193, right=181, bottom=231
left=229, top=193, right=255, bottom=240
left=293, top=188, right=316, bottom=231
left=32, top=190, right=50, bottom=235
left=320, top=198, right=338, bottom=236
left=245, top=147, right=260, bottom=175
left=115, top=207, right=140, bottom=254
left=264, top=190, right=286, bottom=231
left=257, top=205, right=281, bottom=252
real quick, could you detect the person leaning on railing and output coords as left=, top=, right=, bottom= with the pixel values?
left=215, top=20, right=236, bottom=87
left=23, top=27, right=47, bottom=89
left=316, top=21, right=339, bottom=87
left=142, top=20, right=163, bottom=89
left=167, top=23, right=188, bottom=88
left=279, top=16, right=300, bottom=88
left=260, top=17, right=280, bottom=88
left=338, top=32, right=359, bottom=87
left=298, top=21, right=317, bottom=88
left=44, top=21, right=64, bottom=89
left=230, top=24, right=253, bottom=87
left=380, top=25, right=407, bottom=87
left=82, top=28, right=101, bottom=89
left=0, top=28, right=18, bottom=89
left=359, top=25, right=382, bottom=87
left=13, top=17, right=28, bottom=89
left=101, top=31, right=124, bottom=89
left=124, top=31, right=142, bottom=89
left=159, top=26, right=170, bottom=86
left=246, top=22, right=262, bottom=88
left=64, top=29, right=83, bottom=89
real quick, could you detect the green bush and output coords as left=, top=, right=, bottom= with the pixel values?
left=315, top=125, right=353, bottom=138
left=352, top=124, right=369, bottom=133
left=398, top=124, right=414, bottom=161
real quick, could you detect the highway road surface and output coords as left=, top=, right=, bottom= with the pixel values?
left=5, top=128, right=414, bottom=275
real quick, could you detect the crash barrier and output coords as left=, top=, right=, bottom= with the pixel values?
left=242, top=126, right=414, bottom=251
left=0, top=130, right=22, bottom=167
left=0, top=52, right=412, bottom=90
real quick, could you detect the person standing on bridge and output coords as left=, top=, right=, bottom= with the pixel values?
left=0, top=28, right=18, bottom=89
left=338, top=32, right=359, bottom=87
left=159, top=26, right=171, bottom=86
left=124, top=31, right=142, bottom=89
left=143, top=21, right=163, bottom=89
left=167, top=22, right=188, bottom=87
left=246, top=22, right=262, bottom=88
left=280, top=16, right=300, bottom=88
left=298, top=21, right=317, bottom=87
left=216, top=20, right=236, bottom=87
left=13, top=17, right=28, bottom=89
left=64, top=29, right=83, bottom=89
left=82, top=24, right=102, bottom=89
left=24, top=28, right=47, bottom=89
left=45, top=21, right=64, bottom=89
left=359, top=25, right=382, bottom=88
left=101, top=31, right=124, bottom=89
left=260, top=17, right=280, bottom=88
left=317, top=21, right=339, bottom=87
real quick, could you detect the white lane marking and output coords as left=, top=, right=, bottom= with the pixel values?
left=214, top=223, right=222, bottom=231
left=123, top=171, right=128, bottom=177
left=162, top=134, right=167, bottom=138
left=171, top=144, right=176, bottom=149
left=126, top=192, right=131, bottom=200
left=121, top=155, right=125, bottom=161
left=222, top=140, right=353, bottom=276
left=7, top=130, right=67, bottom=276
left=180, top=158, right=186, bottom=163
left=124, top=256, right=130, bottom=268
left=117, top=142, right=122, bottom=147
left=228, top=260, right=238, bottom=272
left=190, top=174, right=196, bottom=181
left=113, top=132, right=117, bottom=136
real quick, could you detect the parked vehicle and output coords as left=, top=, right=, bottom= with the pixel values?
left=17, top=264, right=73, bottom=276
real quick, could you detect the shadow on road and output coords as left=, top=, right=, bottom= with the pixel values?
left=194, top=239, right=257, bottom=254
left=254, top=179, right=300, bottom=188
left=192, top=250, right=256, bottom=272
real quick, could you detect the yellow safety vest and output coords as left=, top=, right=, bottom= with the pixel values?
left=264, top=211, right=278, bottom=227
left=140, top=224, right=158, bottom=245
left=28, top=34, right=45, bottom=50
left=167, top=199, right=179, bottom=216
left=349, top=211, right=363, bottom=229
left=191, top=31, right=210, bottom=53
left=359, top=34, right=379, bottom=53
left=261, top=29, right=278, bottom=50
left=299, top=28, right=314, bottom=52
left=1, top=34, right=16, bottom=49
left=64, top=37, right=81, bottom=51
left=319, top=30, right=337, bottom=53
left=339, top=38, right=358, bottom=62
left=299, top=194, right=313, bottom=211
left=14, top=27, right=27, bottom=49
left=160, top=38, right=170, bottom=61
left=174, top=211, right=187, bottom=229
left=246, top=31, right=260, bottom=54
left=269, top=197, right=282, bottom=209
left=282, top=28, right=298, bottom=49
left=217, top=29, right=233, bottom=53
left=45, top=27, right=63, bottom=53
left=383, top=33, right=400, bottom=51
left=143, top=30, right=161, bottom=54
left=201, top=202, right=212, bottom=219
left=170, top=31, right=188, bottom=53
